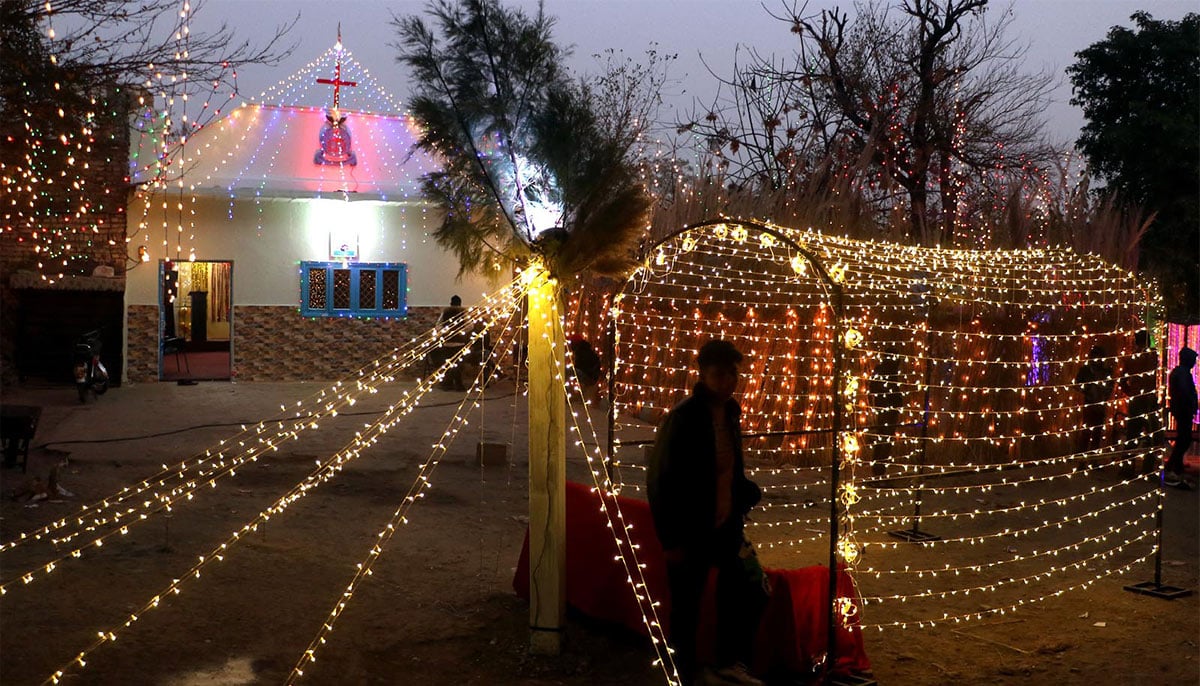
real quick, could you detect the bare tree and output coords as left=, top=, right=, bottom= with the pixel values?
left=6, top=0, right=293, bottom=90
left=588, top=47, right=677, bottom=159
left=0, top=0, right=293, bottom=278
left=679, top=44, right=846, bottom=192
left=684, top=0, right=1057, bottom=245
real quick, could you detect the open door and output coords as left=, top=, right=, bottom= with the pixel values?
left=159, top=260, right=233, bottom=381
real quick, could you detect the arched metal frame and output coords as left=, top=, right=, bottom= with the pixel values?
left=607, top=218, right=851, bottom=675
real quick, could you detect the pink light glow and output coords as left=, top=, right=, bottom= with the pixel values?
left=1166, top=322, right=1199, bottom=428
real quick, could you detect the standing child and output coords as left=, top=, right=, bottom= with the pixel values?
left=647, top=340, right=765, bottom=686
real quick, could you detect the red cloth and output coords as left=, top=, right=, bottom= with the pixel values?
left=514, top=481, right=871, bottom=677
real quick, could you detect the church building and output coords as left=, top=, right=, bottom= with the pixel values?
left=124, top=37, right=492, bottom=382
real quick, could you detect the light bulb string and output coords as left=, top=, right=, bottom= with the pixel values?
left=859, top=507, right=1157, bottom=578
left=41, top=377, right=433, bottom=684
left=39, top=290, right=519, bottom=685
left=626, top=261, right=1144, bottom=310
left=256, top=47, right=405, bottom=113
left=0, top=283, right=517, bottom=557
left=843, top=442, right=1158, bottom=492
left=780, top=225, right=1126, bottom=276
left=4, top=285, right=522, bottom=590
left=614, top=304, right=1150, bottom=347
left=613, top=387, right=1158, bottom=441
left=868, top=477, right=1156, bottom=530
left=859, top=528, right=1155, bottom=604
left=615, top=334, right=1157, bottom=375
left=609, top=435, right=1160, bottom=493
left=286, top=293, right=526, bottom=683
left=649, top=232, right=1143, bottom=293
left=748, top=466, right=1156, bottom=531
left=558, top=321, right=680, bottom=684
left=748, top=480, right=1153, bottom=535
left=602, top=423, right=1160, bottom=487
left=846, top=447, right=1161, bottom=498
left=9, top=318, right=494, bottom=601
left=860, top=547, right=1155, bottom=631
left=644, top=247, right=1144, bottom=301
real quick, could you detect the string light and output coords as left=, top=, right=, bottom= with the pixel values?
left=8, top=1, right=240, bottom=281
left=860, top=532, right=1156, bottom=610
left=1, top=279, right=524, bottom=596
left=859, top=505, right=1157, bottom=579
left=40, top=284, right=522, bottom=684
left=581, top=217, right=1164, bottom=638
left=557, top=316, right=681, bottom=684
left=287, top=288, right=527, bottom=682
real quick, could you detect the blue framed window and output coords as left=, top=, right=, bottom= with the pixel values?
left=300, top=261, right=407, bottom=318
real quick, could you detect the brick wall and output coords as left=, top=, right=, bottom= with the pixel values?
left=126, top=304, right=159, bottom=382
left=234, top=306, right=442, bottom=381
left=125, top=304, right=444, bottom=382
left=0, top=87, right=131, bottom=279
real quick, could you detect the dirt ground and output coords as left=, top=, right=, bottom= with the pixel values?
left=1, top=379, right=1197, bottom=685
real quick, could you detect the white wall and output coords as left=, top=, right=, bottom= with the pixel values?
left=125, top=194, right=497, bottom=308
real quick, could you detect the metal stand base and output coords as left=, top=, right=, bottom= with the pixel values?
left=887, top=528, right=941, bottom=543
left=831, top=673, right=878, bottom=686
left=1124, top=580, right=1193, bottom=600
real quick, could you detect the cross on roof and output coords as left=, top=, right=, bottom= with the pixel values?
left=316, top=24, right=357, bottom=110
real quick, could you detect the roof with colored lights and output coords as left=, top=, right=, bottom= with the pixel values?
left=131, top=43, right=436, bottom=202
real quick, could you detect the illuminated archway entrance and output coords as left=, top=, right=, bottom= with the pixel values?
left=607, top=219, right=859, bottom=674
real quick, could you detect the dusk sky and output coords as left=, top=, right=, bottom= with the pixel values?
left=195, top=0, right=1195, bottom=149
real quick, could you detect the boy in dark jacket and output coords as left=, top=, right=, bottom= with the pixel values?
left=647, top=340, right=764, bottom=686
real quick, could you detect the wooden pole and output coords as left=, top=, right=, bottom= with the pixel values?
left=527, top=269, right=566, bottom=655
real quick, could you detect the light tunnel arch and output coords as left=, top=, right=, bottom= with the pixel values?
left=567, top=215, right=1164, bottom=660
left=608, top=218, right=850, bottom=466
left=603, top=217, right=859, bottom=668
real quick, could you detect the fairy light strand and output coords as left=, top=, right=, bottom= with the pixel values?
left=3, top=281, right=524, bottom=597
left=40, top=288, right=520, bottom=685
left=287, top=287, right=527, bottom=682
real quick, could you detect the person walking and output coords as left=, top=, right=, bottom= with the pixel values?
left=646, top=340, right=765, bottom=686
left=1165, top=347, right=1197, bottom=489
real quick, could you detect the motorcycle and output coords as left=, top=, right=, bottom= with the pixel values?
left=73, top=329, right=109, bottom=403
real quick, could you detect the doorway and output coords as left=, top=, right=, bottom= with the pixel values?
left=9, top=289, right=124, bottom=385
left=159, top=260, right=233, bottom=381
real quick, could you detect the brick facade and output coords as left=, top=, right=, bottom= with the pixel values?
left=234, top=306, right=442, bottom=381
left=125, top=305, right=443, bottom=382
left=125, top=304, right=159, bottom=382
left=0, top=87, right=131, bottom=280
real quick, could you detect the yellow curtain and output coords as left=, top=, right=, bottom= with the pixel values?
left=210, top=262, right=231, bottom=322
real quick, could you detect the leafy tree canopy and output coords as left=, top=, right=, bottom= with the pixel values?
left=1068, top=11, right=1199, bottom=321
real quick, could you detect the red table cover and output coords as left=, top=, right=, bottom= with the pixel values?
left=514, top=481, right=871, bottom=677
